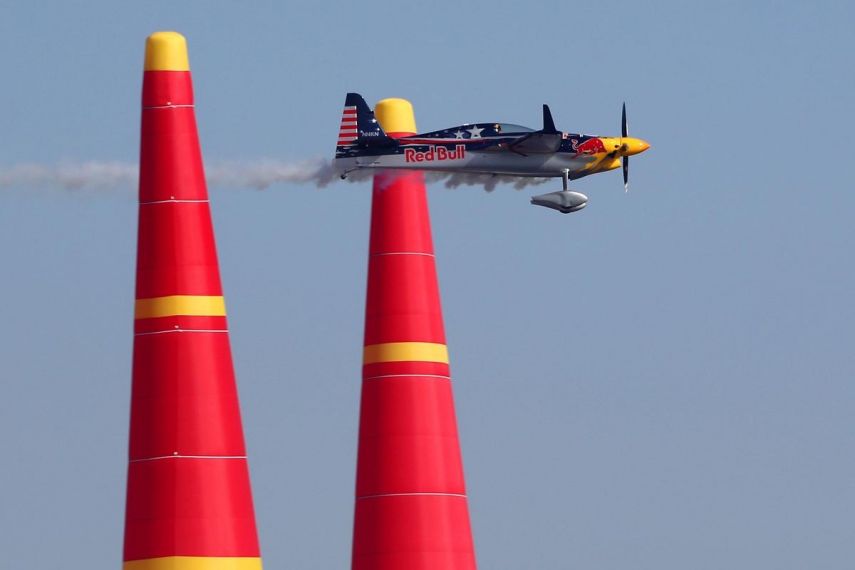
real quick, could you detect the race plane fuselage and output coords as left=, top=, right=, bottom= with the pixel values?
left=333, top=93, right=650, bottom=213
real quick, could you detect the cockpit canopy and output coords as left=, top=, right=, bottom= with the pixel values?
left=492, top=123, right=534, bottom=133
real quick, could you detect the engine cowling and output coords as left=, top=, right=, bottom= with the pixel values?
left=530, top=190, right=588, bottom=213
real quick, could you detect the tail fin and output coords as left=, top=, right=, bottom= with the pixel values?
left=336, top=93, right=396, bottom=155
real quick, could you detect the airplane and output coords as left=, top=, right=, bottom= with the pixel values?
left=334, top=93, right=650, bottom=213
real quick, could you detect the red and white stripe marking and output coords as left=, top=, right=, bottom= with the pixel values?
left=338, top=105, right=358, bottom=146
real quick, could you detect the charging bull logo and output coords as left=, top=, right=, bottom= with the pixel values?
left=571, top=138, right=606, bottom=155
left=404, top=144, right=466, bottom=163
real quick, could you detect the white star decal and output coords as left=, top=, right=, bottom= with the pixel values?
left=467, top=125, right=484, bottom=138
left=454, top=130, right=465, bottom=139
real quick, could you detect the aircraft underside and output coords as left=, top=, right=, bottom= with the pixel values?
left=337, top=150, right=599, bottom=180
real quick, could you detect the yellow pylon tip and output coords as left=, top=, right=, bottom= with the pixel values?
left=374, top=98, right=417, bottom=134
left=144, top=31, right=190, bottom=71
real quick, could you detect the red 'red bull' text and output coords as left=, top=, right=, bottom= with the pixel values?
left=404, top=144, right=466, bottom=163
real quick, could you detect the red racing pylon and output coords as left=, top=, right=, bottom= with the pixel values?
left=123, top=32, right=262, bottom=570
left=352, top=98, right=477, bottom=570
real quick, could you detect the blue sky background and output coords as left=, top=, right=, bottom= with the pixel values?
left=1, top=1, right=853, bottom=568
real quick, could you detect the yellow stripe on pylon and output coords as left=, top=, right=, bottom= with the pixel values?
left=135, top=295, right=226, bottom=319
left=363, top=342, right=449, bottom=364
left=124, top=557, right=262, bottom=570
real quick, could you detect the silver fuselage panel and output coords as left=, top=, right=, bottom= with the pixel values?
left=336, top=149, right=597, bottom=180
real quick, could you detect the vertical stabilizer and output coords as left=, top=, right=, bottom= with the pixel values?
left=336, top=92, right=396, bottom=157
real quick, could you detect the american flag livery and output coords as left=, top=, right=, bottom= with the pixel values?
left=338, top=105, right=358, bottom=146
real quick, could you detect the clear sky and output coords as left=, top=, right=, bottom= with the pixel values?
left=1, top=1, right=853, bottom=568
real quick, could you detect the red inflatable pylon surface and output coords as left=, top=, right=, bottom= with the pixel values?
left=123, top=32, right=262, bottom=570
left=352, top=98, right=477, bottom=570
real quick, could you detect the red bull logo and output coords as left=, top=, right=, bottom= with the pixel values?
left=571, top=138, right=606, bottom=155
left=404, top=144, right=466, bottom=163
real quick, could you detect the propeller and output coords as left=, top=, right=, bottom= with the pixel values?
left=621, top=102, right=629, bottom=192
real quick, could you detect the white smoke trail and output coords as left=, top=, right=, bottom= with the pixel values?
left=424, top=171, right=549, bottom=192
left=0, top=161, right=139, bottom=191
left=203, top=157, right=378, bottom=189
left=0, top=159, right=550, bottom=192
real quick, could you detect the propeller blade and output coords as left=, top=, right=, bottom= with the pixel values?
left=623, top=156, right=629, bottom=192
left=621, top=102, right=628, bottom=138
left=622, top=103, right=629, bottom=191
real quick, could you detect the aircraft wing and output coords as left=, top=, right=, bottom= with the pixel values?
left=505, top=104, right=562, bottom=154
left=507, top=131, right=562, bottom=154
